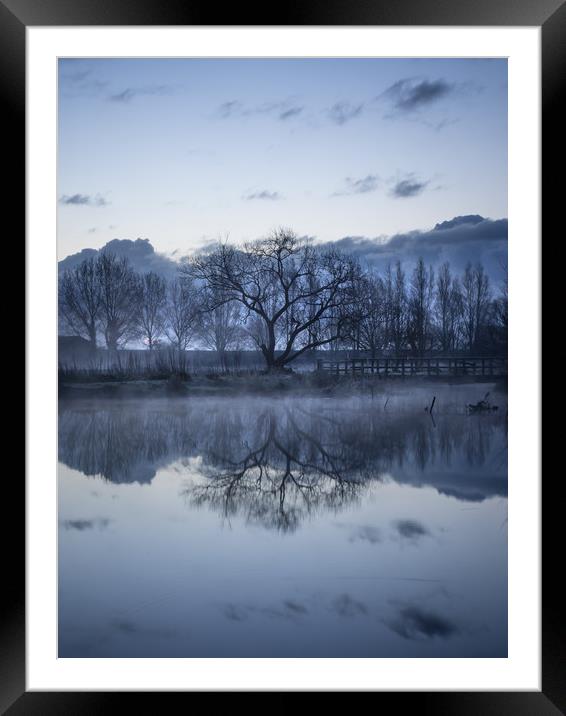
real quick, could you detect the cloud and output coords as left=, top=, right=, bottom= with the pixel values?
left=59, top=193, right=110, bottom=207
left=58, top=237, right=179, bottom=281
left=348, top=525, right=381, bottom=544
left=383, top=77, right=454, bottom=113
left=62, top=69, right=92, bottom=84
left=59, top=63, right=109, bottom=98
left=108, top=85, right=174, bottom=103
left=334, top=174, right=379, bottom=196
left=218, top=100, right=243, bottom=118
left=318, top=215, right=508, bottom=282
left=244, top=190, right=282, bottom=201
left=331, top=594, right=368, bottom=617
left=385, top=605, right=458, bottom=640
left=390, top=176, right=429, bottom=198
left=279, top=106, right=304, bottom=120
left=60, top=518, right=110, bottom=531
left=217, top=99, right=304, bottom=122
left=394, top=519, right=430, bottom=540
left=222, top=600, right=309, bottom=623
left=327, top=101, right=363, bottom=125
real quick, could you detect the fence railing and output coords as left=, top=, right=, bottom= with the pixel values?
left=315, top=356, right=507, bottom=377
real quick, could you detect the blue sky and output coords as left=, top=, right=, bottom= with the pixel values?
left=58, top=57, right=507, bottom=261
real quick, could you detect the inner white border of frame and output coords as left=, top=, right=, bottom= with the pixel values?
left=27, top=26, right=540, bottom=691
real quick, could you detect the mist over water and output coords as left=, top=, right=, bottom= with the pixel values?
left=58, top=385, right=507, bottom=657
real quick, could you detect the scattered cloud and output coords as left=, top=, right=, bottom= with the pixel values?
left=279, top=106, right=304, bottom=120
left=333, top=174, right=379, bottom=197
left=59, top=63, right=109, bottom=98
left=327, top=101, right=363, bottom=125
left=348, top=524, right=381, bottom=544
left=60, top=518, right=110, bottom=531
left=222, top=599, right=309, bottom=623
left=108, top=85, right=175, bottom=103
left=59, top=193, right=110, bottom=207
left=218, top=100, right=243, bottom=118
left=243, top=190, right=282, bottom=201
left=394, top=519, right=430, bottom=541
left=385, top=605, right=458, bottom=640
left=331, top=594, right=368, bottom=617
left=390, top=175, right=429, bottom=198
left=217, top=99, right=305, bottom=122
left=382, top=77, right=454, bottom=113
left=110, top=619, right=175, bottom=639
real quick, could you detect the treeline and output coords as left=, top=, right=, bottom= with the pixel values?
left=59, top=229, right=507, bottom=370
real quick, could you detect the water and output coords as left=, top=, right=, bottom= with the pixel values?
left=58, top=385, right=507, bottom=657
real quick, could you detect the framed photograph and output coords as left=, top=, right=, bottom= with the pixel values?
left=9, top=0, right=557, bottom=710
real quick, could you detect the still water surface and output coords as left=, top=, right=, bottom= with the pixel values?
left=58, top=385, right=507, bottom=657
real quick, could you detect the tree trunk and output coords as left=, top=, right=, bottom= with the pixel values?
left=88, top=323, right=97, bottom=351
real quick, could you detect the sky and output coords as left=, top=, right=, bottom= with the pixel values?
left=57, top=57, right=507, bottom=264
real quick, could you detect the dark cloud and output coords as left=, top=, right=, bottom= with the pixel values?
left=108, top=85, right=174, bottom=103
left=244, top=190, right=282, bottom=201
left=328, top=101, right=363, bottom=125
left=434, top=214, right=484, bottom=231
left=383, top=78, right=454, bottom=113
left=59, top=193, right=109, bottom=207
left=321, top=215, right=508, bottom=282
left=386, top=606, right=458, bottom=640
left=58, top=238, right=179, bottom=281
left=391, top=177, right=429, bottom=198
left=394, top=519, right=430, bottom=540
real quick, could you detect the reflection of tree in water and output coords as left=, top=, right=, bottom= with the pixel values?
left=187, top=409, right=367, bottom=532
left=58, top=408, right=197, bottom=484
left=59, top=399, right=507, bottom=528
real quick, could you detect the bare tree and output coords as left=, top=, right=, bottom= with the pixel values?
left=164, top=277, right=200, bottom=351
left=58, top=257, right=101, bottom=349
left=384, top=261, right=408, bottom=353
left=187, top=229, right=357, bottom=370
left=96, top=253, right=141, bottom=352
left=138, top=271, right=167, bottom=349
left=197, top=285, right=243, bottom=369
left=345, top=270, right=386, bottom=355
left=407, top=258, right=435, bottom=355
left=435, top=262, right=464, bottom=352
left=488, top=262, right=508, bottom=352
left=462, top=262, right=491, bottom=352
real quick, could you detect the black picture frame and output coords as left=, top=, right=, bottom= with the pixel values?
left=7, top=0, right=557, bottom=711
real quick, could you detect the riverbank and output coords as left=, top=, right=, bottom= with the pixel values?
left=58, top=371, right=507, bottom=400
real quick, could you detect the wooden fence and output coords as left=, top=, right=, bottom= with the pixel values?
left=315, top=356, right=507, bottom=378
